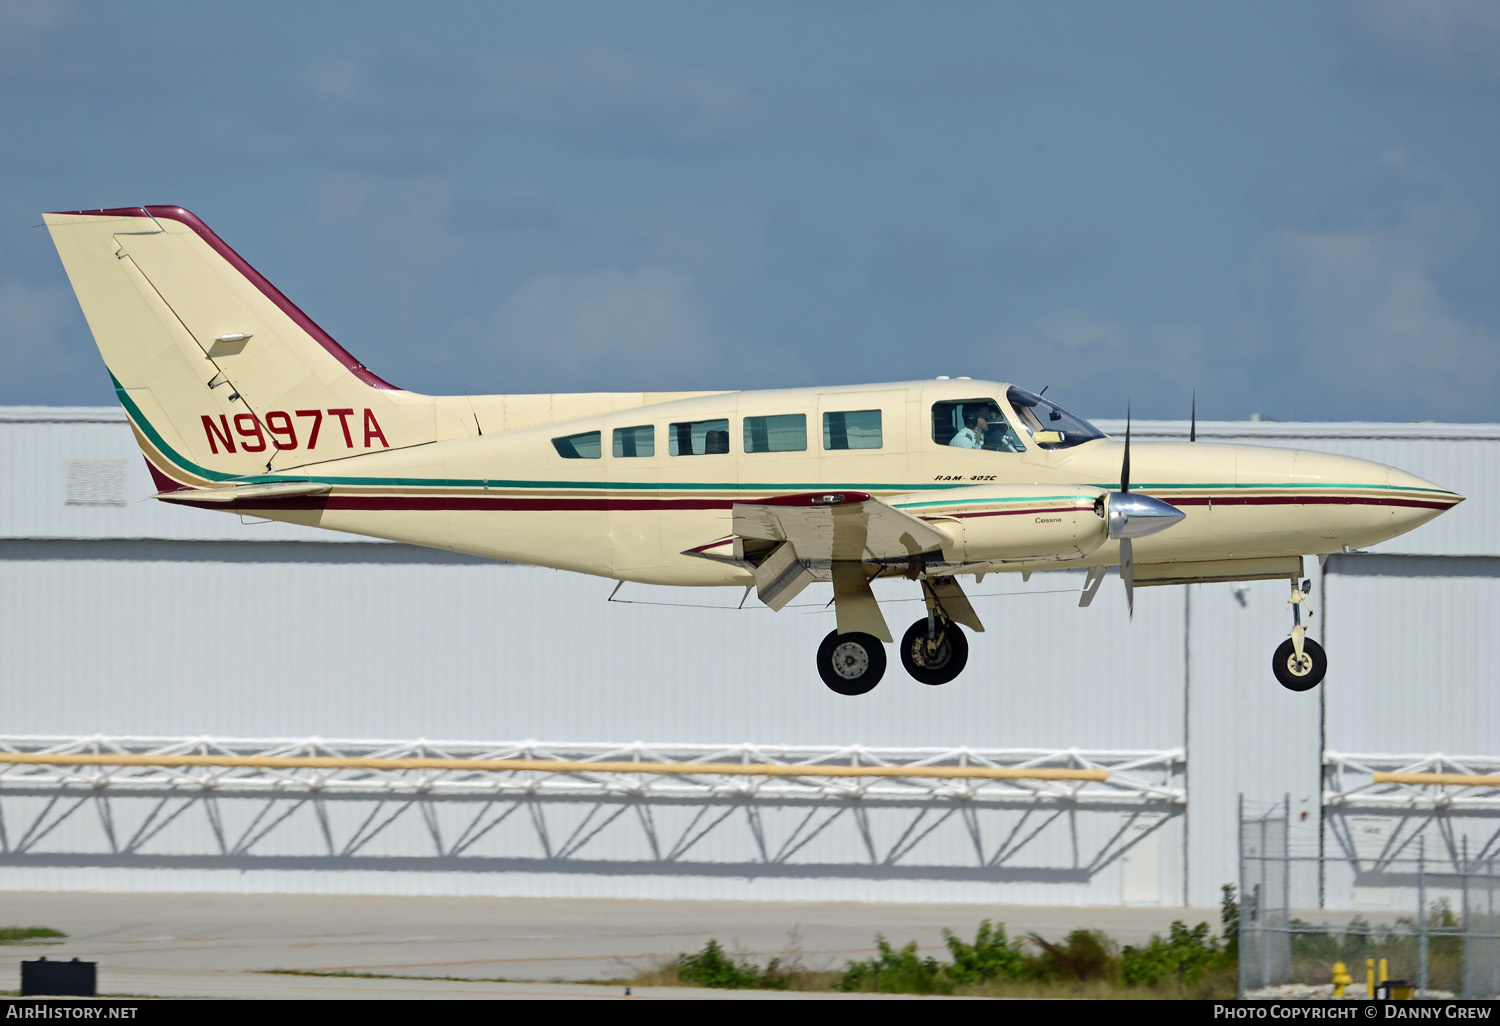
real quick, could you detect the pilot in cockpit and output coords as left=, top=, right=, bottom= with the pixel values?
left=949, top=412, right=989, bottom=448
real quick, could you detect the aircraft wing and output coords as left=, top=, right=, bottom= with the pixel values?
left=700, top=492, right=952, bottom=631
left=731, top=491, right=949, bottom=564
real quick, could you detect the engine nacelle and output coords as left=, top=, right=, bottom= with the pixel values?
left=892, top=484, right=1110, bottom=564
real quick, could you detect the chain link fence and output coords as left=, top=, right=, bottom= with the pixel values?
left=1239, top=798, right=1500, bottom=999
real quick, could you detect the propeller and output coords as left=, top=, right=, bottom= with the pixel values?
left=1104, top=403, right=1185, bottom=616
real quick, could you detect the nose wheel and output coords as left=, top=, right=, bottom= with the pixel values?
left=1273, top=636, right=1326, bottom=691
left=817, top=630, right=887, bottom=695
left=899, top=618, right=968, bottom=685
left=1273, top=577, right=1327, bottom=691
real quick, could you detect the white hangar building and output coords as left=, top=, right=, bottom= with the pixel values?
left=0, top=405, right=1496, bottom=910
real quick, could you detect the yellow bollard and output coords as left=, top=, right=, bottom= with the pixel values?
left=1379, top=958, right=1388, bottom=985
left=1366, top=958, right=1375, bottom=997
left=1332, top=961, right=1352, bottom=998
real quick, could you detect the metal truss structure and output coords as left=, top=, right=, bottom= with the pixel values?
left=0, top=735, right=1184, bottom=803
left=1325, top=751, right=1500, bottom=810
left=0, top=735, right=1184, bottom=888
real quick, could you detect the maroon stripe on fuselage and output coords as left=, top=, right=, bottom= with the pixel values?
left=51, top=206, right=397, bottom=390
left=165, top=491, right=1460, bottom=515
left=173, top=496, right=737, bottom=513
left=945, top=505, right=1090, bottom=520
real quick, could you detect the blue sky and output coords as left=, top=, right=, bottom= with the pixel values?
left=2, top=0, right=1498, bottom=421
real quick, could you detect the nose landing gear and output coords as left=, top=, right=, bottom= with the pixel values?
left=1273, top=578, right=1327, bottom=691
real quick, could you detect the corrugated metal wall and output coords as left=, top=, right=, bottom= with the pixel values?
left=1, top=408, right=1496, bottom=906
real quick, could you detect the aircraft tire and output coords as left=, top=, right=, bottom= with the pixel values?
left=1272, top=637, right=1327, bottom=691
left=898, top=619, right=968, bottom=686
left=817, top=630, right=886, bottom=695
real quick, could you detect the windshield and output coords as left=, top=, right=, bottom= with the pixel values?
left=1005, top=386, right=1106, bottom=450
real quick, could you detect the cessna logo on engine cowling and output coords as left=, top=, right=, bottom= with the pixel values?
left=201, top=408, right=389, bottom=454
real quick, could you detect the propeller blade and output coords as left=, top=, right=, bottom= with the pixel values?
left=1121, top=403, right=1131, bottom=493
left=1190, top=390, right=1197, bottom=443
left=1121, top=537, right=1134, bottom=618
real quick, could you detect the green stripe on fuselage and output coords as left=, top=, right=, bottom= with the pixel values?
left=110, top=377, right=1456, bottom=501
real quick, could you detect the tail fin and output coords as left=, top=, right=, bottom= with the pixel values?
left=44, top=206, right=436, bottom=487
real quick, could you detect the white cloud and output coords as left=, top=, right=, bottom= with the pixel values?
left=491, top=267, right=712, bottom=373
left=0, top=0, right=73, bottom=34
left=1249, top=225, right=1496, bottom=411
left=1346, top=0, right=1500, bottom=87
left=1029, top=311, right=1129, bottom=351
left=1242, top=155, right=1498, bottom=417
left=476, top=46, right=763, bottom=153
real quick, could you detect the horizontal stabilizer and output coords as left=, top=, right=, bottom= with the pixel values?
left=155, top=480, right=332, bottom=504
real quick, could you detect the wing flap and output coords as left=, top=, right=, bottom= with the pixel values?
left=730, top=491, right=948, bottom=564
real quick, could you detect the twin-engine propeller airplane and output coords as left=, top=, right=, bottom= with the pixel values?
left=44, top=206, right=1464, bottom=695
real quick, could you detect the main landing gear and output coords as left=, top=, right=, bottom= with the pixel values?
left=899, top=615, right=969, bottom=686
left=817, top=619, right=971, bottom=696
left=818, top=576, right=979, bottom=696
left=816, top=630, right=887, bottom=695
left=1273, top=578, right=1327, bottom=692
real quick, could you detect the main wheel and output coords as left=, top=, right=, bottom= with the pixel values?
left=899, top=618, right=969, bottom=686
left=1272, top=637, right=1327, bottom=691
left=817, top=630, right=887, bottom=695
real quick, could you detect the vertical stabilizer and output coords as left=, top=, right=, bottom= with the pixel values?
left=44, top=206, right=438, bottom=485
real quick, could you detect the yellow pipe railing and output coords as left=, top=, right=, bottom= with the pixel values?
left=1373, top=772, right=1500, bottom=787
left=0, top=752, right=1108, bottom=782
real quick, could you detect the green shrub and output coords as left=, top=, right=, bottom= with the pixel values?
left=838, top=935, right=954, bottom=995
left=1221, top=884, right=1240, bottom=958
left=943, top=919, right=1031, bottom=984
left=1121, top=921, right=1225, bottom=989
left=675, top=939, right=772, bottom=990
left=1028, top=928, right=1118, bottom=984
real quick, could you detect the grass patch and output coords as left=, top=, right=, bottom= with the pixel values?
left=0, top=927, right=66, bottom=945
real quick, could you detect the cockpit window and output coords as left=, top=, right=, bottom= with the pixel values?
left=1005, top=386, right=1106, bottom=450
left=931, top=399, right=1025, bottom=453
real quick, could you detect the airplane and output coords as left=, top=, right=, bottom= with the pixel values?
left=42, top=206, right=1465, bottom=696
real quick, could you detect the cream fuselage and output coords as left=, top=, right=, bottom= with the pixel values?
left=211, top=379, right=1460, bottom=587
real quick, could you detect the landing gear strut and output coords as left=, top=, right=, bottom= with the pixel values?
left=1273, top=578, right=1327, bottom=691
left=817, top=629, right=887, bottom=695
left=899, top=615, right=968, bottom=686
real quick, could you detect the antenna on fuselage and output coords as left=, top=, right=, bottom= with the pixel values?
left=1190, top=389, right=1197, bottom=443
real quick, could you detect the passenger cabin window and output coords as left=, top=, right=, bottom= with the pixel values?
left=669, top=417, right=731, bottom=456
left=932, top=399, right=1025, bottom=452
left=552, top=430, right=602, bottom=459
left=822, top=409, right=882, bottom=450
left=743, top=414, right=807, bottom=454
left=613, top=425, right=655, bottom=458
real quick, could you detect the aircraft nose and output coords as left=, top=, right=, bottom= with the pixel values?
left=1386, top=467, right=1465, bottom=526
left=1289, top=450, right=1464, bottom=543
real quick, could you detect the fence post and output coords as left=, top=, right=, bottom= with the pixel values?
left=1419, top=836, right=1428, bottom=997
left=1237, top=793, right=1246, bottom=1000
left=1283, top=793, right=1291, bottom=921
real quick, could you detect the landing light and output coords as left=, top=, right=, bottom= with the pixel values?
left=813, top=494, right=845, bottom=505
